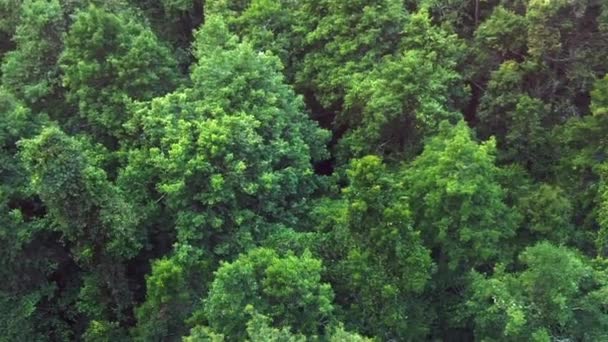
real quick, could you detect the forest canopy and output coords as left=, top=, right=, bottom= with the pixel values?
left=2, top=0, right=608, bottom=341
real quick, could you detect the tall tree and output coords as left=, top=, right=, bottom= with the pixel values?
left=0, top=89, right=75, bottom=340
left=295, top=0, right=407, bottom=124
left=404, top=120, right=517, bottom=336
left=556, top=74, right=608, bottom=253
left=132, top=244, right=209, bottom=341
left=21, top=127, right=142, bottom=331
left=199, top=248, right=335, bottom=340
left=315, top=155, right=433, bottom=340
left=207, top=0, right=302, bottom=80
left=1, top=0, right=66, bottom=114
left=469, top=242, right=608, bottom=341
left=122, top=17, right=329, bottom=262
left=338, top=10, right=465, bottom=161
left=60, top=4, right=179, bottom=143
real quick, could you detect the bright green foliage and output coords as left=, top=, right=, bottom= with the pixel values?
left=242, top=312, right=307, bottom=342
left=469, top=242, right=608, bottom=341
left=133, top=244, right=209, bottom=341
left=317, top=156, right=433, bottom=340
left=403, top=121, right=516, bottom=332
left=206, top=0, right=302, bottom=81
left=202, top=248, right=334, bottom=340
left=184, top=314, right=371, bottom=342
left=1, top=0, right=65, bottom=111
left=124, top=18, right=329, bottom=260
left=60, top=5, right=179, bottom=140
left=405, top=121, right=515, bottom=269
left=326, top=324, right=374, bottom=342
left=184, top=325, right=226, bottom=342
left=400, top=9, right=467, bottom=68
left=591, top=74, right=608, bottom=116
left=296, top=0, right=407, bottom=110
left=21, top=127, right=141, bottom=263
left=83, top=320, right=129, bottom=342
left=340, top=156, right=432, bottom=292
left=189, top=17, right=328, bottom=165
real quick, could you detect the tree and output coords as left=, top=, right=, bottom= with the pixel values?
left=0, top=0, right=22, bottom=57
left=130, top=0, right=204, bottom=67
left=60, top=4, right=179, bottom=142
left=184, top=313, right=371, bottom=341
left=403, top=121, right=516, bottom=335
left=122, top=17, right=329, bottom=261
left=423, top=0, right=503, bottom=37
left=200, top=248, right=334, bottom=340
left=205, top=0, right=303, bottom=82
left=133, top=244, right=209, bottom=341
left=516, top=183, right=573, bottom=245
left=315, top=155, right=434, bottom=340
left=296, top=0, right=407, bottom=114
left=1, top=0, right=66, bottom=113
left=405, top=121, right=515, bottom=271
left=0, top=89, right=83, bottom=340
left=468, top=242, right=608, bottom=341
left=21, top=127, right=142, bottom=328
left=556, top=74, right=608, bottom=253
left=474, top=6, right=528, bottom=64
left=333, top=9, right=466, bottom=162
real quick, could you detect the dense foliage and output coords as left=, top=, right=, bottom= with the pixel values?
left=2, top=0, right=608, bottom=340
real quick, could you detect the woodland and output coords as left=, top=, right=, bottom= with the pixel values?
left=2, top=0, right=608, bottom=341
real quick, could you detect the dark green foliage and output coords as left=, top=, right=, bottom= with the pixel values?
left=21, top=127, right=142, bottom=328
left=21, top=127, right=141, bottom=263
left=133, top=244, right=209, bottom=341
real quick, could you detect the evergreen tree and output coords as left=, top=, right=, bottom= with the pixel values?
left=469, top=242, right=608, bottom=341
left=316, top=155, right=433, bottom=339
left=60, top=4, right=179, bottom=142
